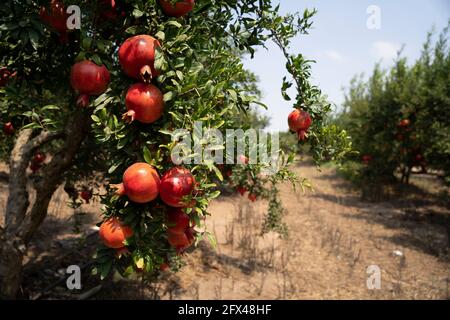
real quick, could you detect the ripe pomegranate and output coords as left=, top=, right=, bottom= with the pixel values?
left=236, top=186, right=247, bottom=196
left=167, top=208, right=190, bottom=232
left=185, top=227, right=195, bottom=245
left=288, top=109, right=312, bottom=141
left=248, top=193, right=257, bottom=202
left=159, top=263, right=169, bottom=271
left=123, top=83, right=164, bottom=124
left=167, top=228, right=190, bottom=249
left=99, top=217, right=133, bottom=249
left=3, top=122, right=14, bottom=135
left=159, top=0, right=195, bottom=18
left=0, top=68, right=17, bottom=86
left=99, top=0, right=118, bottom=20
left=414, top=154, right=424, bottom=162
left=70, top=60, right=110, bottom=107
left=39, top=0, right=69, bottom=43
left=113, top=162, right=160, bottom=203
left=30, top=162, right=42, bottom=174
left=160, top=167, right=196, bottom=207
left=33, top=152, right=46, bottom=164
left=118, top=35, right=161, bottom=82
left=237, top=154, right=249, bottom=164
left=80, top=190, right=92, bottom=203
left=361, top=154, right=372, bottom=165
left=398, top=119, right=410, bottom=128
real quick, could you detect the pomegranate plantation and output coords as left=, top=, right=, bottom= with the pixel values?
left=0, top=0, right=449, bottom=307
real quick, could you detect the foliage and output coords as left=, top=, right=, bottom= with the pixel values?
left=0, top=0, right=352, bottom=283
left=335, top=24, right=450, bottom=186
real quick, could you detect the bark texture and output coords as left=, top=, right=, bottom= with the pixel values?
left=0, top=111, right=90, bottom=299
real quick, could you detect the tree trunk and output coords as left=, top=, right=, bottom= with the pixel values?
left=0, top=111, right=90, bottom=299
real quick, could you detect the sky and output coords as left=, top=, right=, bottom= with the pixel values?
left=242, top=0, right=450, bottom=132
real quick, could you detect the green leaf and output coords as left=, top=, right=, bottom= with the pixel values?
left=143, top=146, right=152, bottom=164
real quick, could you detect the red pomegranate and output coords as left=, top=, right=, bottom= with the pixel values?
left=3, top=122, right=14, bottom=135
left=99, top=0, right=118, bottom=20
left=123, top=83, right=164, bottom=124
left=0, top=68, right=17, bottom=87
left=361, top=154, right=372, bottom=165
left=185, top=227, right=195, bottom=244
left=118, top=35, right=161, bottom=82
left=113, top=162, right=160, bottom=203
left=30, top=162, right=42, bottom=174
left=39, top=0, right=69, bottom=43
left=159, top=263, right=169, bottom=271
left=160, top=167, right=196, bottom=207
left=236, top=186, right=247, bottom=196
left=70, top=60, right=110, bottom=107
left=80, top=190, right=92, bottom=203
left=167, top=229, right=190, bottom=249
left=99, top=217, right=133, bottom=249
left=248, top=193, right=257, bottom=202
left=33, top=152, right=46, bottom=164
left=398, top=119, right=410, bottom=128
left=288, top=109, right=312, bottom=141
left=159, top=0, right=195, bottom=18
left=237, top=154, right=249, bottom=165
left=167, top=208, right=190, bottom=232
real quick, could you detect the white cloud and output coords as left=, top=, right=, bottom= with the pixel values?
left=325, top=50, right=347, bottom=63
left=371, top=41, right=401, bottom=61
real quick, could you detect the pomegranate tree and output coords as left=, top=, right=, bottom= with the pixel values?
left=0, top=0, right=352, bottom=298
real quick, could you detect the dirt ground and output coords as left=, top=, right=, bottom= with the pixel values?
left=1, top=159, right=449, bottom=299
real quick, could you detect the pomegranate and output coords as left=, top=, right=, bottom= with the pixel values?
left=118, top=35, right=161, bottom=82
left=160, top=167, right=196, bottom=207
left=237, top=154, right=249, bottom=164
left=80, top=190, right=92, bottom=203
left=33, top=152, right=46, bottom=164
left=361, top=154, right=372, bottom=165
left=123, top=83, right=164, bottom=124
left=236, top=186, right=247, bottom=196
left=288, top=109, right=312, bottom=141
left=30, top=162, right=42, bottom=174
left=248, top=193, right=257, bottom=202
left=99, top=0, right=118, bottom=20
left=167, top=208, right=190, bottom=232
left=185, top=227, right=195, bottom=245
left=39, top=0, right=69, bottom=43
left=414, top=154, right=424, bottom=162
left=159, top=0, right=195, bottom=18
left=398, top=119, right=410, bottom=128
left=70, top=60, right=110, bottom=107
left=113, top=162, right=160, bottom=203
left=395, top=133, right=404, bottom=141
left=159, top=263, right=169, bottom=271
left=3, top=122, right=14, bottom=135
left=99, top=217, right=133, bottom=249
left=167, top=229, right=189, bottom=248
left=0, top=68, right=17, bottom=86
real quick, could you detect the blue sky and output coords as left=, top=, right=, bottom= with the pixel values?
left=243, top=0, right=450, bottom=132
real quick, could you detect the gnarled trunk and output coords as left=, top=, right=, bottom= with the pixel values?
left=0, top=111, right=90, bottom=299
